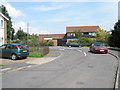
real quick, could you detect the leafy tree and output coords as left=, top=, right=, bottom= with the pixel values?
left=109, top=20, right=120, bottom=48
left=27, top=34, right=40, bottom=47
left=74, top=30, right=83, bottom=43
left=95, top=29, right=107, bottom=43
left=73, top=30, right=93, bottom=46
left=75, top=30, right=82, bottom=38
left=15, top=27, right=27, bottom=41
left=43, top=40, right=53, bottom=46
left=0, top=5, right=15, bottom=41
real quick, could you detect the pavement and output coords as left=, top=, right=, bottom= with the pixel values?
left=108, top=48, right=120, bottom=90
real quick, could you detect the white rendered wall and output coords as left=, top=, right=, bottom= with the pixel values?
left=0, top=15, right=4, bottom=46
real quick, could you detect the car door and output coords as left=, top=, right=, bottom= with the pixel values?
left=1, top=44, right=7, bottom=57
left=5, top=45, right=13, bottom=58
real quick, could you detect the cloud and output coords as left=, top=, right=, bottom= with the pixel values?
left=45, top=17, right=71, bottom=22
left=4, top=0, right=119, bottom=2
left=13, top=21, right=51, bottom=34
left=0, top=0, right=25, bottom=18
left=5, top=3, right=25, bottom=18
left=34, top=4, right=70, bottom=11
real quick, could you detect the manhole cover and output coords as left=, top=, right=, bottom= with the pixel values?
left=76, top=82, right=84, bottom=85
left=88, top=66, right=93, bottom=68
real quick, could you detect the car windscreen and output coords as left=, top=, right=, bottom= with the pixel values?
left=0, top=45, right=6, bottom=49
left=70, top=43, right=78, bottom=45
left=94, top=43, right=105, bottom=46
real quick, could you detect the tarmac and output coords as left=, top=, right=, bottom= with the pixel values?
left=0, top=49, right=61, bottom=74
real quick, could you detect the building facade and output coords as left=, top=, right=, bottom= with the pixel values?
left=0, top=12, right=8, bottom=46
left=39, top=26, right=100, bottom=46
left=39, top=34, right=66, bottom=46
left=66, top=26, right=100, bottom=42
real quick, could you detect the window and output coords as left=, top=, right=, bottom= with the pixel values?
left=67, top=33, right=75, bottom=37
left=71, top=33, right=75, bottom=37
left=67, top=33, right=71, bottom=37
left=83, top=32, right=89, bottom=35
left=0, top=45, right=6, bottom=49
left=1, top=20, right=3, bottom=28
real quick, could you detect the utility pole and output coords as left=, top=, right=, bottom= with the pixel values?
left=27, top=22, right=29, bottom=45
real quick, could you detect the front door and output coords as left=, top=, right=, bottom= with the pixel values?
left=57, top=39, right=62, bottom=46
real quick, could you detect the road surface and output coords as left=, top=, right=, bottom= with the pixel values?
left=2, top=47, right=118, bottom=88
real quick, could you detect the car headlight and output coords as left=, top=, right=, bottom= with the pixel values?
left=95, top=48, right=98, bottom=50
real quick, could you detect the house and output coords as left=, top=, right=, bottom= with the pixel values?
left=39, top=26, right=100, bottom=46
left=66, top=26, right=100, bottom=42
left=39, top=34, right=66, bottom=46
left=0, top=12, right=8, bottom=46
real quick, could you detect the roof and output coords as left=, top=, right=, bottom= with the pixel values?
left=0, top=12, right=9, bottom=21
left=66, top=26, right=100, bottom=33
left=39, top=34, right=65, bottom=39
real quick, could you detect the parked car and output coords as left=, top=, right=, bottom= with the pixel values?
left=90, top=42, right=108, bottom=53
left=66, top=42, right=82, bottom=47
left=0, top=43, right=29, bottom=60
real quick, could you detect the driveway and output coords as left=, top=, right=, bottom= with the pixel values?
left=1, top=49, right=61, bottom=73
left=2, top=47, right=118, bottom=88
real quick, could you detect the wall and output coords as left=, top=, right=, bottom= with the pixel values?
left=52, top=40, right=57, bottom=46
left=0, top=15, right=4, bottom=46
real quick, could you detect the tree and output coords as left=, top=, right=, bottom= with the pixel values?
left=74, top=30, right=93, bottom=46
left=109, top=20, right=120, bottom=48
left=95, top=29, right=107, bottom=43
left=0, top=5, right=15, bottom=41
left=75, top=30, right=82, bottom=38
left=15, top=27, right=27, bottom=41
left=27, top=34, right=40, bottom=47
left=75, top=30, right=82, bottom=43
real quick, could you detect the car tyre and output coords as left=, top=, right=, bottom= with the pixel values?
left=79, top=45, right=81, bottom=47
left=11, top=54, right=17, bottom=60
left=69, top=46, right=71, bottom=47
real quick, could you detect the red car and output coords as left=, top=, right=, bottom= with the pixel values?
left=90, top=42, right=108, bottom=54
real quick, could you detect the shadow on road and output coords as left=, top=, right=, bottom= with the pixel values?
left=1, top=57, right=27, bottom=61
left=87, top=51, right=108, bottom=55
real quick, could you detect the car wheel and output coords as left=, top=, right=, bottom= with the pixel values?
left=11, top=54, right=17, bottom=60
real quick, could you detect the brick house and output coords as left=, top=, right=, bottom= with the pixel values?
left=39, top=34, right=66, bottom=46
left=0, top=12, right=8, bottom=46
left=66, top=26, right=100, bottom=42
left=39, top=26, right=100, bottom=46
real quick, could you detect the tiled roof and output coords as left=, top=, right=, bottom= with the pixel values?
left=39, top=34, right=65, bottom=39
left=66, top=26, right=100, bottom=33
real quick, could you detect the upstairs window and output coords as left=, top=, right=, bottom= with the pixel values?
left=1, top=20, right=3, bottom=28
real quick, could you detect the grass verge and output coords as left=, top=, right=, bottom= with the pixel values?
left=28, top=48, right=43, bottom=58
left=0, top=64, right=5, bottom=67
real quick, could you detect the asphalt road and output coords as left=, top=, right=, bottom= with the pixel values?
left=2, top=47, right=118, bottom=88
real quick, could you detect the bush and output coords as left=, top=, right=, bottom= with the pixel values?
left=68, top=37, right=96, bottom=46
left=43, top=40, right=54, bottom=46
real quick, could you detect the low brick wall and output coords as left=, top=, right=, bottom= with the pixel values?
left=40, top=46, right=49, bottom=56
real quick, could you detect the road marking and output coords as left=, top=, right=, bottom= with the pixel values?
left=1, top=68, right=11, bottom=72
left=78, top=50, right=82, bottom=52
left=83, top=52, right=87, bottom=56
left=60, top=49, right=64, bottom=50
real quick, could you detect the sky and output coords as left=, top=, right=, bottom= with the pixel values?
left=0, top=0, right=118, bottom=34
